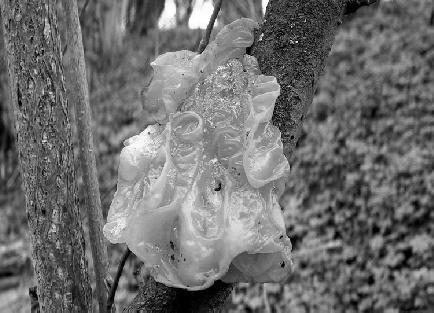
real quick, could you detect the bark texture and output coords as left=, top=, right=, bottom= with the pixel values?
left=0, top=14, right=14, bottom=153
left=124, top=0, right=376, bottom=312
left=251, top=0, right=347, bottom=159
left=0, top=0, right=91, bottom=312
left=63, top=1, right=109, bottom=312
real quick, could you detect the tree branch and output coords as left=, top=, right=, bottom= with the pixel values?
left=63, top=1, right=110, bottom=312
left=251, top=0, right=376, bottom=159
left=197, top=0, right=223, bottom=53
left=107, top=248, right=131, bottom=312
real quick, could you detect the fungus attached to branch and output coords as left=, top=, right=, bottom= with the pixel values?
left=103, top=19, right=293, bottom=291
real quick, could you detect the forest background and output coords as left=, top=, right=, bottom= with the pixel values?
left=0, top=0, right=433, bottom=312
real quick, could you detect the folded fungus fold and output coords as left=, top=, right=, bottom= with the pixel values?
left=104, top=18, right=293, bottom=290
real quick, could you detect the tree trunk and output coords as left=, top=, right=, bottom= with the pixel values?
left=124, top=0, right=377, bottom=312
left=128, top=0, right=165, bottom=35
left=0, top=1, right=92, bottom=312
left=63, top=1, right=110, bottom=312
left=98, top=0, right=129, bottom=57
left=175, top=0, right=194, bottom=27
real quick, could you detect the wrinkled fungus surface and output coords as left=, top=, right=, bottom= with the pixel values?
left=104, top=18, right=293, bottom=290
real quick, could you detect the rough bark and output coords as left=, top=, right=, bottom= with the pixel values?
left=63, top=1, right=110, bottom=312
left=251, top=0, right=348, bottom=159
left=124, top=0, right=377, bottom=312
left=0, top=0, right=92, bottom=312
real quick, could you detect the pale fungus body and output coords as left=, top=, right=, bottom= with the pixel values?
left=104, top=18, right=293, bottom=290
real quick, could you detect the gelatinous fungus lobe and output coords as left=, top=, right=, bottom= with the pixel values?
left=104, top=18, right=293, bottom=290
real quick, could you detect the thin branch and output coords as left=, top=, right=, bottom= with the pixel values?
left=107, top=248, right=131, bottom=312
left=197, top=0, right=223, bottom=53
left=344, top=0, right=378, bottom=15
left=63, top=0, right=91, bottom=56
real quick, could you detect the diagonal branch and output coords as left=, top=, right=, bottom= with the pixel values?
left=107, top=248, right=131, bottom=312
left=251, top=0, right=377, bottom=159
left=197, top=0, right=223, bottom=53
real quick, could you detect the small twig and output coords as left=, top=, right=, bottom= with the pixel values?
left=107, top=248, right=131, bottom=312
left=197, top=0, right=223, bottom=53
left=344, top=0, right=378, bottom=15
left=63, top=0, right=91, bottom=56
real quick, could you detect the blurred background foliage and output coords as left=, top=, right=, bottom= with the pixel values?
left=0, top=0, right=433, bottom=312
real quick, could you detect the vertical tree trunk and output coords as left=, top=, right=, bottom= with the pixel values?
left=99, top=0, right=129, bottom=57
left=63, top=1, right=110, bottom=312
left=128, top=0, right=165, bottom=35
left=175, top=0, right=194, bottom=27
left=0, top=1, right=92, bottom=312
left=251, top=0, right=346, bottom=159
